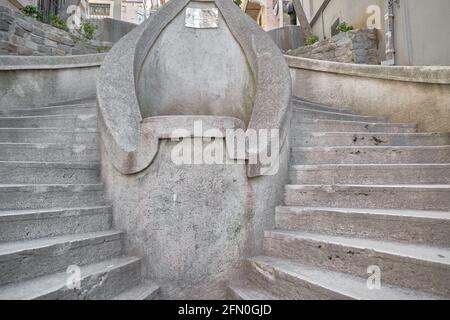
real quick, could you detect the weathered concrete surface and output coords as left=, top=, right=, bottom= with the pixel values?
left=267, top=26, right=305, bottom=53
left=92, top=18, right=137, bottom=44
left=102, top=138, right=289, bottom=299
left=0, top=54, right=104, bottom=109
left=287, top=56, right=450, bottom=132
left=98, top=0, right=291, bottom=299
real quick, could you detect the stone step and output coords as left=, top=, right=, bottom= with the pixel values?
left=0, top=256, right=142, bottom=300
left=275, top=207, right=450, bottom=247
left=0, top=128, right=98, bottom=145
left=0, top=184, right=106, bottom=210
left=292, top=99, right=356, bottom=115
left=227, top=283, right=281, bottom=300
left=112, top=282, right=160, bottom=300
left=0, top=206, right=112, bottom=242
left=290, top=164, right=450, bottom=185
left=263, top=231, right=450, bottom=297
left=0, top=104, right=97, bottom=117
left=284, top=184, right=450, bottom=211
left=247, top=256, right=439, bottom=300
left=0, top=114, right=97, bottom=129
left=0, top=143, right=100, bottom=162
left=0, top=161, right=101, bottom=184
left=293, top=108, right=385, bottom=122
left=0, top=230, right=123, bottom=286
left=292, top=132, right=450, bottom=147
left=293, top=119, right=417, bottom=133
left=291, top=146, right=450, bottom=165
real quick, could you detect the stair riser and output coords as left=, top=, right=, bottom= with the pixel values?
left=263, top=235, right=450, bottom=297
left=291, top=147, right=450, bottom=165
left=0, top=145, right=100, bottom=162
left=36, top=260, right=141, bottom=300
left=0, top=188, right=106, bottom=210
left=275, top=209, right=450, bottom=247
left=290, top=166, right=450, bottom=185
left=0, top=164, right=101, bottom=184
left=0, top=235, right=123, bottom=286
left=0, top=208, right=112, bottom=242
left=0, top=116, right=97, bottom=129
left=293, top=110, right=384, bottom=122
left=0, top=131, right=98, bottom=145
left=245, top=260, right=351, bottom=300
left=0, top=106, right=96, bottom=117
left=284, top=187, right=450, bottom=211
left=292, top=123, right=416, bottom=133
left=292, top=134, right=450, bottom=147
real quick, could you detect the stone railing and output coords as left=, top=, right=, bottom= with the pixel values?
left=287, top=55, right=450, bottom=132
left=287, top=28, right=379, bottom=65
left=0, top=5, right=112, bottom=56
left=0, top=53, right=105, bottom=108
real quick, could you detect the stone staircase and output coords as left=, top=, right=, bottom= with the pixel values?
left=228, top=97, right=450, bottom=300
left=0, top=101, right=159, bottom=300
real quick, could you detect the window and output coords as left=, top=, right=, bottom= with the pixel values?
left=89, top=3, right=111, bottom=18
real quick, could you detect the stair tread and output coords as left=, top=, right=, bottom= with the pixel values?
left=0, top=256, right=140, bottom=300
left=0, top=206, right=111, bottom=220
left=112, top=282, right=159, bottom=300
left=228, top=283, right=282, bottom=300
left=0, top=114, right=96, bottom=120
left=276, top=206, right=450, bottom=220
left=250, top=256, right=441, bottom=300
left=293, top=145, right=450, bottom=150
left=285, top=184, right=450, bottom=190
left=0, top=160, right=100, bottom=168
left=295, top=119, right=416, bottom=126
left=0, top=230, right=122, bottom=256
left=292, top=163, right=450, bottom=169
left=265, top=230, right=450, bottom=265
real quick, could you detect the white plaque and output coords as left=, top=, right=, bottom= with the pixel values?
left=185, top=7, right=219, bottom=29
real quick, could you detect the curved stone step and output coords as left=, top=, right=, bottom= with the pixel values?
left=293, top=108, right=385, bottom=122
left=0, top=206, right=112, bottom=242
left=275, top=207, right=450, bottom=247
left=247, top=256, right=439, bottom=300
left=0, top=256, right=142, bottom=300
left=0, top=230, right=123, bottom=286
left=292, top=99, right=356, bottom=115
left=0, top=104, right=97, bottom=117
left=284, top=184, right=450, bottom=211
left=263, top=231, right=450, bottom=297
left=291, top=146, right=450, bottom=165
left=0, top=114, right=97, bottom=129
left=227, top=283, right=281, bottom=300
left=0, top=128, right=98, bottom=145
left=0, top=161, right=101, bottom=184
left=0, top=143, right=100, bottom=162
left=293, top=119, right=417, bottom=133
left=292, top=132, right=450, bottom=147
left=290, top=164, right=450, bottom=185
left=0, top=184, right=106, bottom=210
left=112, top=282, right=160, bottom=300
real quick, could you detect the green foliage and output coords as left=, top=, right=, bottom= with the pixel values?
left=233, top=0, right=242, bottom=6
left=304, top=35, right=319, bottom=46
left=49, top=14, right=69, bottom=32
left=336, top=21, right=354, bottom=33
left=81, top=21, right=96, bottom=40
left=20, top=5, right=42, bottom=20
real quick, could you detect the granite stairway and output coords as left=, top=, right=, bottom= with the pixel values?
left=228, top=97, right=450, bottom=300
left=0, top=101, right=159, bottom=300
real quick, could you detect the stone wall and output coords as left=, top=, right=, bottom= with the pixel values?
left=0, top=6, right=112, bottom=56
left=287, top=28, right=379, bottom=65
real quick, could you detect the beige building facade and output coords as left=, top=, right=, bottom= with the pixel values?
left=299, top=0, right=450, bottom=66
